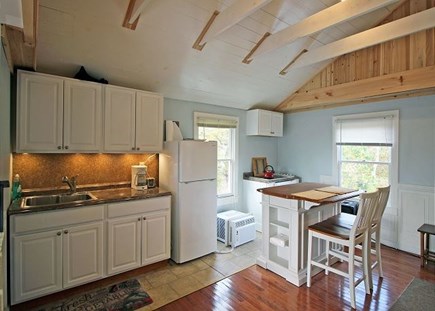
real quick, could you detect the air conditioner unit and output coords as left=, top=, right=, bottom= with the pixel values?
left=217, top=210, right=256, bottom=247
left=229, top=215, right=256, bottom=248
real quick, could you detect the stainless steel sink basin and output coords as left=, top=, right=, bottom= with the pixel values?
left=22, top=192, right=97, bottom=208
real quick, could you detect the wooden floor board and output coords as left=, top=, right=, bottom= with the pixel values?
left=158, top=246, right=435, bottom=311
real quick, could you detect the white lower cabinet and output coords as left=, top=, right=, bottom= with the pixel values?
left=12, top=221, right=103, bottom=304
left=10, top=196, right=171, bottom=305
left=107, top=197, right=171, bottom=275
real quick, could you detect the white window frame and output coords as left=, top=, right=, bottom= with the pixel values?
left=332, top=110, right=399, bottom=212
left=194, top=112, right=239, bottom=206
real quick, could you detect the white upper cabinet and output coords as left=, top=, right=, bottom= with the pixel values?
left=246, top=109, right=283, bottom=137
left=16, top=70, right=102, bottom=153
left=17, top=71, right=64, bottom=151
left=104, top=85, right=163, bottom=152
left=63, top=80, right=102, bottom=151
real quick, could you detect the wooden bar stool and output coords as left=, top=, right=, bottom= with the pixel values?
left=417, top=224, right=435, bottom=267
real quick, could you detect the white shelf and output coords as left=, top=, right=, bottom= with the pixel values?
left=269, top=220, right=289, bottom=229
left=269, top=244, right=288, bottom=268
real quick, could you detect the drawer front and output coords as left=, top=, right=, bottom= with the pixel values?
left=11, top=205, right=105, bottom=234
left=107, top=196, right=171, bottom=218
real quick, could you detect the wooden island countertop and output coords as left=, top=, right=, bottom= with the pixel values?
left=257, top=182, right=363, bottom=205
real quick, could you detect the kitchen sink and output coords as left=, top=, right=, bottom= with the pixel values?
left=22, top=192, right=97, bottom=208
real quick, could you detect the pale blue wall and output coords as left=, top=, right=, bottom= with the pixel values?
left=164, top=98, right=279, bottom=210
left=278, top=95, right=435, bottom=187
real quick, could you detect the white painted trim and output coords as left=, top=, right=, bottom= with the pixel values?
left=292, top=7, right=435, bottom=68
left=250, top=0, right=399, bottom=61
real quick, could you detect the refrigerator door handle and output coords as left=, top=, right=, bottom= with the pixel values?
left=182, top=179, right=215, bottom=184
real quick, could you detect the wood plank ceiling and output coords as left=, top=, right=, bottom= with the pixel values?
left=1, top=0, right=434, bottom=112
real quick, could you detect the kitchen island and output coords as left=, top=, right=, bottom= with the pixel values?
left=257, top=182, right=361, bottom=287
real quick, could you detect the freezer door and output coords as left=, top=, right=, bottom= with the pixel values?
left=175, top=180, right=217, bottom=263
left=179, top=141, right=217, bottom=182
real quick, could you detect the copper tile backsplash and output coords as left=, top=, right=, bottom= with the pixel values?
left=12, top=153, right=159, bottom=189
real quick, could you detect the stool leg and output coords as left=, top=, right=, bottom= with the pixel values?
left=420, top=232, right=425, bottom=267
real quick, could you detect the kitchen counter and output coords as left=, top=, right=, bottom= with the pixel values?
left=8, top=186, right=171, bottom=215
left=243, top=172, right=300, bottom=184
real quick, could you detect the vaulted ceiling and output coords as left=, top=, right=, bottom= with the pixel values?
left=1, top=0, right=434, bottom=111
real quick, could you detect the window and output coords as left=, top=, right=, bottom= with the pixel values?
left=334, top=111, right=398, bottom=194
left=194, top=112, right=238, bottom=198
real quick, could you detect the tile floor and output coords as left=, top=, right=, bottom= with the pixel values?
left=139, top=232, right=262, bottom=310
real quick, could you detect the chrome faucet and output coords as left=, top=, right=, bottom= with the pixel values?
left=62, top=175, right=78, bottom=193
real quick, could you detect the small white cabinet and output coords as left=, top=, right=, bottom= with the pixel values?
left=16, top=70, right=102, bottom=153
left=246, top=109, right=283, bottom=137
left=104, top=85, right=163, bottom=152
left=107, top=196, right=170, bottom=276
left=10, top=206, right=104, bottom=304
left=243, top=178, right=299, bottom=232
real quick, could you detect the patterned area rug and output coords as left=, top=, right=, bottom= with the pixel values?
left=35, top=279, right=152, bottom=311
left=390, top=278, right=435, bottom=311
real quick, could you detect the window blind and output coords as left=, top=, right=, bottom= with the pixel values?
left=336, top=115, right=394, bottom=146
left=196, top=116, right=238, bottom=129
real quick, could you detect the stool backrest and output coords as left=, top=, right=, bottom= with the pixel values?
left=351, top=190, right=379, bottom=238
left=372, top=185, right=391, bottom=226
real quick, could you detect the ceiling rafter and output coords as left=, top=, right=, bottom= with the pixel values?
left=290, top=7, right=435, bottom=69
left=192, top=0, right=272, bottom=51
left=122, top=0, right=152, bottom=30
left=21, top=0, right=39, bottom=47
left=243, top=0, right=400, bottom=63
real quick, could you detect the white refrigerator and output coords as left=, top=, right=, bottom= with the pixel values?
left=159, top=140, right=217, bottom=263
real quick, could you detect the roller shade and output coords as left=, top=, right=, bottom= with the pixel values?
left=336, top=115, right=394, bottom=146
left=196, top=116, right=238, bottom=128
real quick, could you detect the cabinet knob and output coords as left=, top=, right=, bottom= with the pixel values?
left=132, top=147, right=135, bottom=150
left=57, top=232, right=61, bottom=236
left=271, top=131, right=275, bottom=134
left=136, top=147, right=140, bottom=151
left=143, top=217, right=146, bottom=220
left=57, top=146, right=62, bottom=150
left=64, top=230, right=69, bottom=234
left=138, top=218, right=141, bottom=221
left=64, top=146, right=69, bottom=150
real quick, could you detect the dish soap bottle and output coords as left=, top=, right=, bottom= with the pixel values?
left=12, top=174, right=22, bottom=201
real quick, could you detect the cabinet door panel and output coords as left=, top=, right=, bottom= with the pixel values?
left=17, top=72, right=63, bottom=152
left=63, top=222, right=104, bottom=288
left=142, top=212, right=170, bottom=265
left=107, top=216, right=141, bottom=275
left=64, top=80, right=102, bottom=151
left=258, top=110, right=272, bottom=136
left=12, top=230, right=62, bottom=304
left=104, top=86, right=136, bottom=152
left=271, top=112, right=283, bottom=137
left=135, top=92, right=163, bottom=152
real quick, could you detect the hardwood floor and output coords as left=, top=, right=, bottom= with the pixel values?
left=158, top=246, right=435, bottom=311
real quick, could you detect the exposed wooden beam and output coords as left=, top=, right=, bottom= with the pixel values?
left=244, top=0, right=400, bottom=63
left=277, top=66, right=435, bottom=112
left=193, top=0, right=272, bottom=50
left=123, top=0, right=152, bottom=30
left=291, top=7, right=435, bottom=69
left=21, top=0, right=39, bottom=47
left=2, top=25, right=36, bottom=70
left=1, top=25, right=14, bottom=72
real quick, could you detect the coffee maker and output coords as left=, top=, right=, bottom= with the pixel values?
left=131, top=163, right=147, bottom=190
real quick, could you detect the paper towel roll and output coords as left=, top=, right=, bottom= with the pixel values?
left=173, top=122, right=183, bottom=141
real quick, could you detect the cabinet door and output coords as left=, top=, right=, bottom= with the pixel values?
left=17, top=71, right=63, bottom=152
left=243, top=180, right=265, bottom=232
left=135, top=92, right=163, bottom=152
left=63, top=80, right=102, bottom=152
left=12, top=230, right=62, bottom=304
left=142, top=211, right=170, bottom=265
left=270, top=112, right=283, bottom=137
left=104, top=86, right=136, bottom=152
left=107, top=216, right=141, bottom=275
left=258, top=110, right=272, bottom=136
left=62, top=222, right=104, bottom=289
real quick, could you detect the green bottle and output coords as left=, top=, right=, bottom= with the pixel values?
left=12, top=174, right=22, bottom=201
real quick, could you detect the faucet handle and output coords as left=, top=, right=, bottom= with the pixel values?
left=71, top=175, right=79, bottom=182
left=61, top=176, right=69, bottom=182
